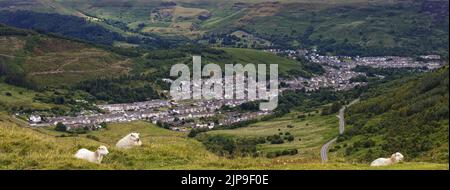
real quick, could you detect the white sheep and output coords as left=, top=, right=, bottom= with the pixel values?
left=74, top=145, right=109, bottom=164
left=370, top=152, right=404, bottom=167
left=116, top=132, right=142, bottom=149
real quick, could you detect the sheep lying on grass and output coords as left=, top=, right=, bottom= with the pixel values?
left=370, top=152, right=404, bottom=167
left=116, top=132, right=142, bottom=149
left=74, top=145, right=109, bottom=164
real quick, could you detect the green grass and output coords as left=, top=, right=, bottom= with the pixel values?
left=207, top=48, right=304, bottom=75
left=206, top=111, right=339, bottom=160
left=0, top=34, right=132, bottom=87
left=201, top=8, right=246, bottom=30
left=331, top=68, right=449, bottom=163
left=0, top=112, right=448, bottom=170
left=0, top=83, right=55, bottom=110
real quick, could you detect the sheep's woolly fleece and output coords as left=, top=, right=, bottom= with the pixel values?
left=74, top=145, right=109, bottom=164
left=370, top=152, right=404, bottom=167
left=116, top=132, right=143, bottom=149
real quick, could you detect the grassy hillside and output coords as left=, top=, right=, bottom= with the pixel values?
left=1, top=0, right=447, bottom=56
left=209, top=48, right=320, bottom=77
left=203, top=110, right=339, bottom=160
left=330, top=67, right=449, bottom=163
left=239, top=0, right=449, bottom=56
left=0, top=112, right=447, bottom=169
left=0, top=24, right=132, bottom=88
left=0, top=83, right=58, bottom=111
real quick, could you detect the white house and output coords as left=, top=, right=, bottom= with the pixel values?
left=29, top=115, right=42, bottom=123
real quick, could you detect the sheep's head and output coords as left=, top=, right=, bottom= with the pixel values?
left=129, top=132, right=142, bottom=145
left=97, top=146, right=109, bottom=156
left=391, top=152, right=404, bottom=163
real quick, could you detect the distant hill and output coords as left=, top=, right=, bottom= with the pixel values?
left=333, top=67, right=449, bottom=163
left=0, top=24, right=132, bottom=88
left=1, top=24, right=318, bottom=105
left=1, top=0, right=447, bottom=57
left=0, top=10, right=176, bottom=48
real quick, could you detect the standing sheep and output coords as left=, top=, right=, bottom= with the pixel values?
left=116, top=132, right=143, bottom=149
left=74, top=145, right=109, bottom=164
left=370, top=152, right=404, bottom=167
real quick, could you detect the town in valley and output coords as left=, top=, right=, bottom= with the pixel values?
left=25, top=49, right=445, bottom=132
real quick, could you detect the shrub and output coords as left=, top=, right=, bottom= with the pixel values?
left=69, top=127, right=88, bottom=134
left=271, top=138, right=284, bottom=144
left=99, top=122, right=108, bottom=129
left=266, top=149, right=298, bottom=158
left=285, top=135, right=295, bottom=142
left=188, top=128, right=209, bottom=138
left=55, top=122, right=67, bottom=132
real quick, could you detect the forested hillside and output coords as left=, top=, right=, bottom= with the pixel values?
left=335, top=67, right=449, bottom=163
left=0, top=0, right=448, bottom=57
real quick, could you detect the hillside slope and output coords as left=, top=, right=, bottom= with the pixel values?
left=0, top=24, right=132, bottom=88
left=1, top=0, right=448, bottom=57
left=0, top=112, right=447, bottom=169
left=333, top=67, right=449, bottom=163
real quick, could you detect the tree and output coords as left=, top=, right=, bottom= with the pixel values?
left=55, top=122, right=67, bottom=132
left=100, top=122, right=108, bottom=129
left=54, top=96, right=65, bottom=104
left=329, top=102, right=342, bottom=113
left=286, top=135, right=295, bottom=142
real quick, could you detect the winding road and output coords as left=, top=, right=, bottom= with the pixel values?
left=320, top=99, right=359, bottom=163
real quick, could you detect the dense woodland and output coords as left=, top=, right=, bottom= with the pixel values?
left=74, top=75, right=162, bottom=103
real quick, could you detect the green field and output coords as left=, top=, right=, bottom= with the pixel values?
left=0, top=83, right=57, bottom=110
left=211, top=48, right=304, bottom=75
left=205, top=111, right=339, bottom=160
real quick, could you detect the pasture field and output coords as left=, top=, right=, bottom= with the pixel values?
left=0, top=83, right=57, bottom=110
left=205, top=111, right=339, bottom=160
left=209, top=48, right=307, bottom=76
